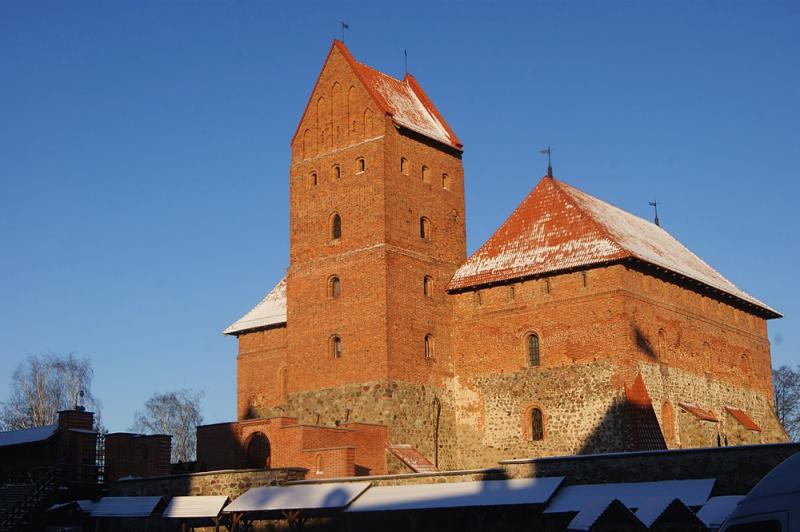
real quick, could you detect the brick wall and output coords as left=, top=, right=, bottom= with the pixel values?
left=237, top=326, right=287, bottom=419
left=105, top=433, right=171, bottom=482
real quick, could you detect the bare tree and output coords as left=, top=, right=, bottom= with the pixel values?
left=774, top=365, right=800, bottom=441
left=131, top=389, right=203, bottom=463
left=1, top=353, right=102, bottom=430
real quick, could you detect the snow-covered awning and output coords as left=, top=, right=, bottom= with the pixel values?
left=696, top=496, right=745, bottom=529
left=566, top=498, right=643, bottom=531
left=162, top=496, right=229, bottom=518
left=346, top=477, right=564, bottom=513
left=635, top=497, right=703, bottom=528
left=544, top=478, right=715, bottom=514
left=224, top=482, right=371, bottom=514
left=0, top=424, right=57, bottom=448
left=91, top=497, right=162, bottom=518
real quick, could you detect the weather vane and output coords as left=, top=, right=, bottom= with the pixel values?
left=540, top=146, right=553, bottom=177
left=649, top=200, right=661, bottom=226
left=339, top=21, right=349, bottom=42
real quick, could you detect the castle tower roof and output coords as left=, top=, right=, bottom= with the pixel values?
left=291, top=41, right=462, bottom=151
left=223, top=276, right=286, bottom=335
left=448, top=176, right=780, bottom=318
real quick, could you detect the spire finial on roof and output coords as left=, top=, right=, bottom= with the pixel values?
left=649, top=200, right=661, bottom=226
left=540, top=146, right=553, bottom=178
left=339, top=21, right=349, bottom=43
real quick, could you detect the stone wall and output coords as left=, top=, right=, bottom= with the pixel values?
left=501, top=442, right=800, bottom=496
left=451, top=361, right=627, bottom=469
left=257, top=380, right=459, bottom=471
left=110, top=467, right=307, bottom=499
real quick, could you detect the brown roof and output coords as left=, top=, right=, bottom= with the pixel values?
left=448, top=176, right=779, bottom=318
left=724, top=406, right=762, bottom=432
left=678, top=403, right=719, bottom=422
left=292, top=41, right=461, bottom=151
left=388, top=444, right=438, bottom=473
left=625, top=374, right=667, bottom=451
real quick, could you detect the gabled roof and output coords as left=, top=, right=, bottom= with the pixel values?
left=448, top=176, right=779, bottom=318
left=625, top=374, right=667, bottom=451
left=0, top=423, right=58, bottom=448
left=292, top=41, right=461, bottom=151
left=223, top=277, right=287, bottom=336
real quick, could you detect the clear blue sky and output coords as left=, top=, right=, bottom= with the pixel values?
left=1, top=1, right=798, bottom=433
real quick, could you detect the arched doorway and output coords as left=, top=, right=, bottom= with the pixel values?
left=246, top=432, right=271, bottom=469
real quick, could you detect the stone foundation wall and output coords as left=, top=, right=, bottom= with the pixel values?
left=451, top=361, right=627, bottom=469
left=501, top=442, right=800, bottom=496
left=256, top=380, right=459, bottom=470
left=110, top=467, right=307, bottom=499
left=638, top=362, right=786, bottom=447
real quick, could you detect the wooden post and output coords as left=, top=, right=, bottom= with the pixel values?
left=212, top=515, right=220, bottom=532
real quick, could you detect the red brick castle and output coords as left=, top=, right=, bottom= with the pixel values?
left=196, top=41, right=784, bottom=478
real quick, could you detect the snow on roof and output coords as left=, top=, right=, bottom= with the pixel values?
left=544, top=478, right=715, bottom=514
left=354, top=63, right=459, bottom=149
left=696, top=496, right=745, bottom=528
left=162, top=496, right=229, bottom=518
left=0, top=424, right=57, bottom=448
left=634, top=497, right=701, bottom=527
left=48, top=500, right=95, bottom=513
left=224, top=482, right=371, bottom=513
left=223, top=277, right=287, bottom=335
left=448, top=177, right=779, bottom=318
left=91, top=497, right=162, bottom=518
left=345, top=477, right=564, bottom=513
left=566, top=498, right=641, bottom=531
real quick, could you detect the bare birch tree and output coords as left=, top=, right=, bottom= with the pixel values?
left=773, top=365, right=800, bottom=441
left=131, top=389, right=203, bottom=463
left=1, top=353, right=101, bottom=430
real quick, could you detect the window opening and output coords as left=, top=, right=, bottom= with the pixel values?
left=528, top=333, right=540, bottom=366
left=423, top=276, right=433, bottom=298
left=531, top=408, right=544, bottom=441
left=329, top=276, right=341, bottom=298
left=401, top=157, right=409, bottom=175
left=356, top=158, right=365, bottom=173
left=330, top=336, right=342, bottom=359
left=421, top=165, right=430, bottom=183
left=420, top=217, right=431, bottom=240
left=424, top=334, right=434, bottom=359
left=442, top=173, right=450, bottom=190
left=331, top=213, right=342, bottom=240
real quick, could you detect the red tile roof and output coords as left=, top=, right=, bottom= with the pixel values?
left=447, top=176, right=779, bottom=318
left=678, top=403, right=719, bottom=423
left=724, top=406, right=762, bottom=432
left=625, top=374, right=667, bottom=451
left=388, top=444, right=439, bottom=473
left=292, top=41, right=461, bottom=151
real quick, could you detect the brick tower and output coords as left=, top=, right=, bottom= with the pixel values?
left=282, top=41, right=466, bottom=467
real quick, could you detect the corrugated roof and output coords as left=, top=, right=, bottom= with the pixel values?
left=346, top=477, right=564, bottom=513
left=0, top=424, right=57, bottom=448
left=91, top=497, right=162, bottom=518
left=224, top=482, right=371, bottom=513
left=448, top=177, right=779, bottom=318
left=679, top=402, right=719, bottom=422
left=162, top=496, right=229, bottom=518
left=696, top=495, right=745, bottom=528
left=224, top=276, right=287, bottom=335
left=544, top=478, right=715, bottom=514
left=724, top=406, right=762, bottom=432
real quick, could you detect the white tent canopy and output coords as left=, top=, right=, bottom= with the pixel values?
left=162, top=496, right=229, bottom=518
left=545, top=478, right=715, bottom=514
left=346, top=477, right=565, bottom=513
left=91, top=497, right=162, bottom=518
left=224, top=482, right=371, bottom=514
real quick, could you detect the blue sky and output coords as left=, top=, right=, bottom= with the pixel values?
left=1, top=1, right=798, bottom=433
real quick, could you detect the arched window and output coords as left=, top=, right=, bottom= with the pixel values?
left=543, top=279, right=551, bottom=295
left=420, top=217, right=431, bottom=240
left=400, top=157, right=409, bottom=175
left=442, top=173, right=450, bottom=190
left=527, top=333, right=540, bottom=366
left=421, top=165, right=430, bottom=183
left=310, top=172, right=318, bottom=187
left=355, top=157, right=365, bottom=173
left=246, top=432, right=271, bottom=468
left=332, top=165, right=341, bottom=179
left=331, top=213, right=342, bottom=240
left=530, top=408, right=544, bottom=441
left=424, top=334, right=434, bottom=359
left=330, top=335, right=342, bottom=359
left=315, top=453, right=323, bottom=474
left=328, top=276, right=341, bottom=298
left=423, top=275, right=433, bottom=298
left=508, top=285, right=516, bottom=302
